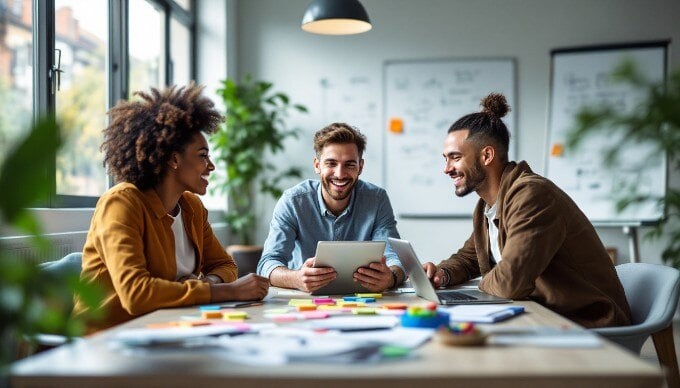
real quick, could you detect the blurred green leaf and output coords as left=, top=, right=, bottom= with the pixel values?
left=566, top=60, right=680, bottom=268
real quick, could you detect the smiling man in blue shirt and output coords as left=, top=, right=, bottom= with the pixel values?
left=257, top=123, right=405, bottom=293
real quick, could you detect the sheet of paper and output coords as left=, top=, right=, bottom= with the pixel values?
left=486, top=326, right=601, bottom=348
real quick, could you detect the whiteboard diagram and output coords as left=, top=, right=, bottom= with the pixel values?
left=384, top=58, right=516, bottom=217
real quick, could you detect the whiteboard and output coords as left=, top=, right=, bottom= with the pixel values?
left=545, top=42, right=668, bottom=225
left=384, top=58, right=516, bottom=217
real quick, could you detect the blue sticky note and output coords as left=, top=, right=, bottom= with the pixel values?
left=199, top=305, right=221, bottom=311
left=355, top=297, right=376, bottom=303
left=343, top=296, right=359, bottom=302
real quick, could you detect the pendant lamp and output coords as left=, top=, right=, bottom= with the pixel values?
left=301, top=0, right=372, bottom=35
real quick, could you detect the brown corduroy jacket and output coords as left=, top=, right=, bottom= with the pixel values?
left=72, top=183, right=237, bottom=333
left=439, top=161, right=632, bottom=328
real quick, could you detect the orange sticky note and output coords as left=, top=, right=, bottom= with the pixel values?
left=551, top=143, right=564, bottom=157
left=201, top=311, right=223, bottom=319
left=389, top=118, right=404, bottom=133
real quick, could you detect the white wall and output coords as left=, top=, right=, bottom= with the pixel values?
left=234, top=0, right=680, bottom=264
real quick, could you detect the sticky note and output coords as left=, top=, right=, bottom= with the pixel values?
left=272, top=314, right=298, bottom=322
left=222, top=311, right=248, bottom=320
left=201, top=311, right=223, bottom=319
left=343, top=296, right=359, bottom=302
left=356, top=293, right=383, bottom=299
left=354, top=297, right=376, bottom=303
left=352, top=307, right=377, bottom=315
left=313, top=297, right=335, bottom=305
left=381, top=303, right=408, bottom=310
left=389, top=118, right=404, bottom=134
left=301, top=311, right=330, bottom=319
left=551, top=143, right=564, bottom=157
left=296, top=305, right=318, bottom=311
left=199, top=305, right=222, bottom=311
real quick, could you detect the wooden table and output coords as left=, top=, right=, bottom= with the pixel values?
left=10, top=289, right=663, bottom=388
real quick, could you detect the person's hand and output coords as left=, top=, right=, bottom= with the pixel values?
left=354, top=256, right=393, bottom=292
left=422, top=262, right=448, bottom=288
left=177, top=274, right=200, bottom=282
left=295, top=257, right=337, bottom=293
left=210, top=273, right=270, bottom=302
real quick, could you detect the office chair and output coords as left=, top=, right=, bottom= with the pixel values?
left=29, top=252, right=83, bottom=352
left=591, top=262, right=680, bottom=388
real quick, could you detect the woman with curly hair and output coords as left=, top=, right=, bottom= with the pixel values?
left=73, top=84, right=269, bottom=333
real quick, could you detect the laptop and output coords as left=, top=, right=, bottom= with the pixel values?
left=388, top=237, right=512, bottom=305
left=311, top=241, right=386, bottom=295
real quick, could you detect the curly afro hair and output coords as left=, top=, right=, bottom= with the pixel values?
left=101, top=83, right=223, bottom=190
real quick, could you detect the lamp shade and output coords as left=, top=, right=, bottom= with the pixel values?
left=301, top=0, right=372, bottom=35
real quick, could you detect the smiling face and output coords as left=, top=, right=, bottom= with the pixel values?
left=314, top=142, right=364, bottom=214
left=173, top=133, right=215, bottom=195
left=443, top=130, right=487, bottom=197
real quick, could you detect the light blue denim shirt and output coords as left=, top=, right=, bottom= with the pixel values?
left=257, top=179, right=402, bottom=278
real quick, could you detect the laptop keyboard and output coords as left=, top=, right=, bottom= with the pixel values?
left=438, top=291, right=478, bottom=302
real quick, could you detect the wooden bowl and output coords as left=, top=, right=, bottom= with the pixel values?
left=435, top=326, right=488, bottom=347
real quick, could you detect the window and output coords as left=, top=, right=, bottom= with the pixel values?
left=0, top=0, right=33, bottom=167
left=129, top=0, right=164, bottom=93
left=0, top=0, right=197, bottom=207
left=170, top=16, right=190, bottom=87
left=54, top=0, right=108, bottom=197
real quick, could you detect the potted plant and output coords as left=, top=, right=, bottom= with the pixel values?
left=211, top=75, right=308, bottom=276
left=566, top=60, right=680, bottom=269
left=0, top=118, right=101, bottom=369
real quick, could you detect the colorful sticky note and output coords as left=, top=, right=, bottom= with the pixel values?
left=201, top=311, right=223, bottom=319
left=389, top=118, right=404, bottom=134
left=381, top=303, right=408, bottom=310
left=313, top=297, right=335, bottom=305
left=352, top=307, right=377, bottom=315
left=199, top=305, right=222, bottom=311
left=296, top=305, right=318, bottom=312
left=222, top=311, right=248, bottom=320
left=356, top=293, right=383, bottom=299
left=551, top=143, right=564, bottom=157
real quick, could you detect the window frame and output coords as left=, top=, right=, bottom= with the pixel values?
left=29, top=0, right=196, bottom=208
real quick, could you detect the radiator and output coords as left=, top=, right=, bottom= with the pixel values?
left=0, top=232, right=88, bottom=264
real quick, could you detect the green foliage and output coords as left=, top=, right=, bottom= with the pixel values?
left=211, top=75, right=308, bottom=245
left=566, top=60, right=680, bottom=268
left=0, top=118, right=102, bottom=366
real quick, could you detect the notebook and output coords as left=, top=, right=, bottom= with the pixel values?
left=311, top=241, right=386, bottom=295
left=388, top=237, right=512, bottom=305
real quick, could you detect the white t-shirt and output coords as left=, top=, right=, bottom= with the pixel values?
left=484, top=202, right=503, bottom=264
left=169, top=206, right=196, bottom=280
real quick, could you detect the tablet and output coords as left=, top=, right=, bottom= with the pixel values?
left=311, top=241, right=386, bottom=295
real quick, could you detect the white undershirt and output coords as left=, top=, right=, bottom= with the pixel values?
left=485, top=202, right=503, bottom=264
left=169, top=206, right=196, bottom=280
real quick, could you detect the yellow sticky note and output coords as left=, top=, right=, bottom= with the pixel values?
left=356, top=293, right=383, bottom=299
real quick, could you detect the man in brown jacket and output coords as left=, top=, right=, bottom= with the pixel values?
left=422, top=93, right=632, bottom=328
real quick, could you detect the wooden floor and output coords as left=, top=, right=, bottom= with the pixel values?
left=639, top=321, right=680, bottom=388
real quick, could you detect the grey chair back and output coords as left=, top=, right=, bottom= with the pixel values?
left=39, top=252, right=83, bottom=277
left=592, top=262, right=680, bottom=354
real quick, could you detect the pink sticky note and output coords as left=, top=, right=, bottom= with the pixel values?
left=313, top=298, right=335, bottom=305
left=301, top=311, right=330, bottom=320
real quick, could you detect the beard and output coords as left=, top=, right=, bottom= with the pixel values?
left=321, top=176, right=357, bottom=202
left=455, top=158, right=486, bottom=197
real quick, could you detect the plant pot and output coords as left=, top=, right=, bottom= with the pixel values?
left=226, top=245, right=263, bottom=278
